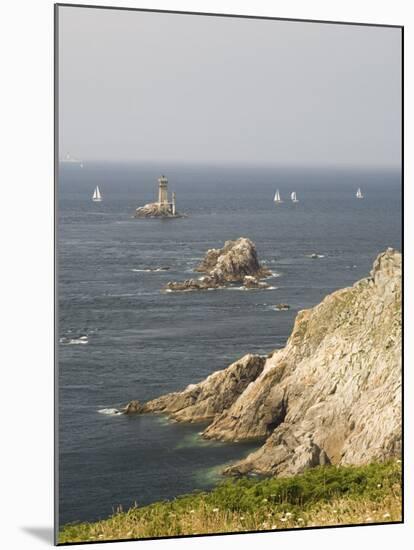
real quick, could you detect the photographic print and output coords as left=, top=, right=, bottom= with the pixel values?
left=55, top=5, right=403, bottom=545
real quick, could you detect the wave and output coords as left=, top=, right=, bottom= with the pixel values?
left=98, top=408, right=123, bottom=416
left=59, top=336, right=88, bottom=345
left=131, top=267, right=170, bottom=272
left=263, top=271, right=281, bottom=279
left=227, top=285, right=278, bottom=291
left=163, top=287, right=225, bottom=293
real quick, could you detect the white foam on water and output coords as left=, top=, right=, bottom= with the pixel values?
left=131, top=267, right=170, bottom=272
left=106, top=292, right=141, bottom=297
left=98, top=408, right=122, bottom=416
left=60, top=337, right=89, bottom=345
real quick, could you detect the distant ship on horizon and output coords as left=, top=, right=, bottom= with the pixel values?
left=291, top=191, right=299, bottom=203
left=60, top=154, right=83, bottom=168
left=356, top=187, right=364, bottom=199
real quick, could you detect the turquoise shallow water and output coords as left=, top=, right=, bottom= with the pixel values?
left=58, top=161, right=401, bottom=525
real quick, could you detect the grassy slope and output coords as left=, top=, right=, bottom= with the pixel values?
left=59, top=461, right=402, bottom=544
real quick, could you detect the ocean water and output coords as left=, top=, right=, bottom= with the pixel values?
left=58, top=162, right=401, bottom=526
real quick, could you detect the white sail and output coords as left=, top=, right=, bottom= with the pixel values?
left=92, top=186, right=102, bottom=202
left=356, top=188, right=364, bottom=199
left=291, top=191, right=298, bottom=202
left=274, top=189, right=282, bottom=203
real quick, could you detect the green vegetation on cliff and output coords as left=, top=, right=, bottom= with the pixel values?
left=59, top=460, right=402, bottom=544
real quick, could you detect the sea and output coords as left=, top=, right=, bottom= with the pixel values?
left=58, top=161, right=402, bottom=526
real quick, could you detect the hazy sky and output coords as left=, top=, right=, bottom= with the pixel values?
left=58, top=7, right=402, bottom=167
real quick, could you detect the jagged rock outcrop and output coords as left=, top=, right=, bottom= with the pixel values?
left=164, top=238, right=271, bottom=291
left=125, top=354, right=266, bottom=422
left=122, top=400, right=144, bottom=415
left=212, top=248, right=402, bottom=475
left=274, top=303, right=290, bottom=311
left=127, top=248, right=402, bottom=478
left=134, top=203, right=182, bottom=218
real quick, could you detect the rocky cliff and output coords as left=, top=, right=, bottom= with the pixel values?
left=165, top=237, right=272, bottom=291
left=141, top=354, right=266, bottom=422
left=126, top=248, right=402, bottom=477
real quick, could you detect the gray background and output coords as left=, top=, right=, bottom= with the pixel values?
left=58, top=7, right=401, bottom=168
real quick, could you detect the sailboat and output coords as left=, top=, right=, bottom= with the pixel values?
left=92, top=186, right=102, bottom=202
left=274, top=189, right=283, bottom=204
left=356, top=187, right=364, bottom=199
left=291, top=191, right=299, bottom=203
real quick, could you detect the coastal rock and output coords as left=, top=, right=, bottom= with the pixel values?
left=165, top=276, right=224, bottom=292
left=134, top=202, right=182, bottom=218
left=274, top=303, right=290, bottom=311
left=138, top=354, right=266, bottom=422
left=164, top=238, right=271, bottom=291
left=123, top=400, right=144, bottom=414
left=243, top=276, right=270, bottom=289
left=141, top=248, right=401, bottom=477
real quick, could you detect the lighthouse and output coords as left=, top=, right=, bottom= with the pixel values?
left=158, top=175, right=169, bottom=205
left=134, top=174, right=180, bottom=218
left=157, top=175, right=176, bottom=215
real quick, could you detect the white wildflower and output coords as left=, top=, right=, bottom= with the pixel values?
left=212, top=508, right=219, bottom=513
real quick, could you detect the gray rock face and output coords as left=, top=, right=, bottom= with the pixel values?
left=165, top=238, right=271, bottom=291
left=223, top=249, right=401, bottom=475
left=134, top=202, right=182, bottom=218
left=126, top=248, right=402, bottom=478
left=141, top=354, right=266, bottom=422
left=122, top=400, right=144, bottom=414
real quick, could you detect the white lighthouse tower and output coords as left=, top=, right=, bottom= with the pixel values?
left=157, top=175, right=169, bottom=206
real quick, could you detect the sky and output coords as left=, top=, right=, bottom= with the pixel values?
left=58, top=7, right=402, bottom=168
